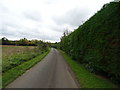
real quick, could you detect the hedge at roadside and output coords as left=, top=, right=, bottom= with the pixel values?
left=60, top=2, right=120, bottom=84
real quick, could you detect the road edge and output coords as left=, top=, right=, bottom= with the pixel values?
left=2, top=48, right=51, bottom=88
left=57, top=49, right=80, bottom=88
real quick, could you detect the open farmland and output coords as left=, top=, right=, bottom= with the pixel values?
left=2, top=45, right=41, bottom=73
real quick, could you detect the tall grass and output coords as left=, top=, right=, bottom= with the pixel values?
left=2, top=45, right=43, bottom=73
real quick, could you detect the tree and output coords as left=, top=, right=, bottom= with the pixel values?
left=19, top=38, right=29, bottom=46
left=1, top=37, right=10, bottom=45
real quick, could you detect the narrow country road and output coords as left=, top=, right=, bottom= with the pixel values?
left=6, top=48, right=78, bottom=88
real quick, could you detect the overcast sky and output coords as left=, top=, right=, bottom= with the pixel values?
left=0, top=0, right=114, bottom=42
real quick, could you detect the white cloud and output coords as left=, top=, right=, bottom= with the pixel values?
left=0, top=0, right=114, bottom=42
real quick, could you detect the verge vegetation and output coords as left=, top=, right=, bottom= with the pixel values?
left=2, top=46, right=41, bottom=73
left=60, top=50, right=117, bottom=88
left=2, top=48, right=50, bottom=88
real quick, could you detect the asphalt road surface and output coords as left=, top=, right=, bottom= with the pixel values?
left=6, top=48, right=78, bottom=88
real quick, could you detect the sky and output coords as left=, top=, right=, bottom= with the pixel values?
left=0, top=0, right=114, bottom=42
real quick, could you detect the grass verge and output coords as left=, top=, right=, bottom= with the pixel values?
left=2, top=48, right=50, bottom=88
left=60, top=50, right=117, bottom=88
left=2, top=46, right=41, bottom=73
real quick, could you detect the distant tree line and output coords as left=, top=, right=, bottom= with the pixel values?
left=0, top=37, right=50, bottom=46
left=0, top=37, right=52, bottom=52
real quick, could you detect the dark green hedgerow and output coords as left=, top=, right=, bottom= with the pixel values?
left=60, top=2, right=120, bottom=84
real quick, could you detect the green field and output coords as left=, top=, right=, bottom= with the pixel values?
left=2, top=45, right=42, bottom=73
